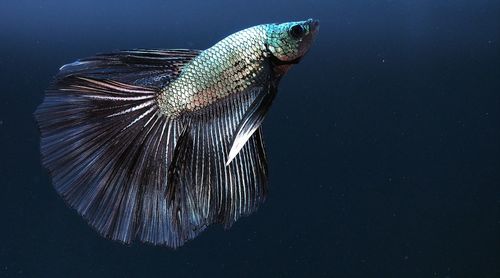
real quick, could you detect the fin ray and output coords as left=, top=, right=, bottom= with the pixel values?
left=35, top=75, right=185, bottom=246
left=166, top=87, right=269, bottom=237
left=226, top=83, right=277, bottom=165
left=58, top=49, right=201, bottom=88
left=36, top=50, right=271, bottom=247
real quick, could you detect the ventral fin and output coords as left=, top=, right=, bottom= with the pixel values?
left=226, top=84, right=277, bottom=166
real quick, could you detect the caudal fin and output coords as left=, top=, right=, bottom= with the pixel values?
left=35, top=75, right=188, bottom=245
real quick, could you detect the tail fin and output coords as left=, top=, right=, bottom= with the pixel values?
left=35, top=75, right=186, bottom=245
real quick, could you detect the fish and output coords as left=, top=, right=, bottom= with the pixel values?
left=34, top=19, right=319, bottom=248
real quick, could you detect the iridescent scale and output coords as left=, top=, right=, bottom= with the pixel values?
left=158, top=25, right=269, bottom=116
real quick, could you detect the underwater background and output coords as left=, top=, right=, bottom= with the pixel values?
left=1, top=0, right=499, bottom=277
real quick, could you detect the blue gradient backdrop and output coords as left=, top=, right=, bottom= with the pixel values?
left=1, top=0, right=499, bottom=277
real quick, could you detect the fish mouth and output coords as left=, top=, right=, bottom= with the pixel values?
left=307, top=18, right=320, bottom=35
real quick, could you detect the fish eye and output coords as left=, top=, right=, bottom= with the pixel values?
left=289, top=24, right=305, bottom=39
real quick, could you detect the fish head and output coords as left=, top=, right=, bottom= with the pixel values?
left=265, top=18, right=319, bottom=64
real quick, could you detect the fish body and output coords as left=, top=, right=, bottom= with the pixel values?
left=35, top=19, right=318, bottom=247
left=158, top=25, right=268, bottom=115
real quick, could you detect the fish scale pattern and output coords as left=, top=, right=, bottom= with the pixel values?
left=158, top=25, right=269, bottom=116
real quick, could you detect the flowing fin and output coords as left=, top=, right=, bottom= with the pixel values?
left=58, top=49, right=201, bottom=88
left=36, top=49, right=271, bottom=248
left=35, top=74, right=189, bottom=246
left=166, top=87, right=269, bottom=240
left=226, top=84, right=277, bottom=165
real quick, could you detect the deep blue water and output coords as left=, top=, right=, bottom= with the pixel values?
left=1, top=0, right=499, bottom=277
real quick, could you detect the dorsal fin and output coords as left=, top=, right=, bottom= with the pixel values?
left=58, top=49, right=201, bottom=88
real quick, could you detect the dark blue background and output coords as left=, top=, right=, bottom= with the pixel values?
left=1, top=0, right=499, bottom=277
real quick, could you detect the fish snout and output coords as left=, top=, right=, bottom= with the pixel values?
left=307, top=18, right=320, bottom=34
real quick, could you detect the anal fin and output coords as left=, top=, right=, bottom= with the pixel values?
left=165, top=89, right=269, bottom=237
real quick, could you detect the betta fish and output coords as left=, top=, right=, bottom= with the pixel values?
left=35, top=19, right=319, bottom=248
